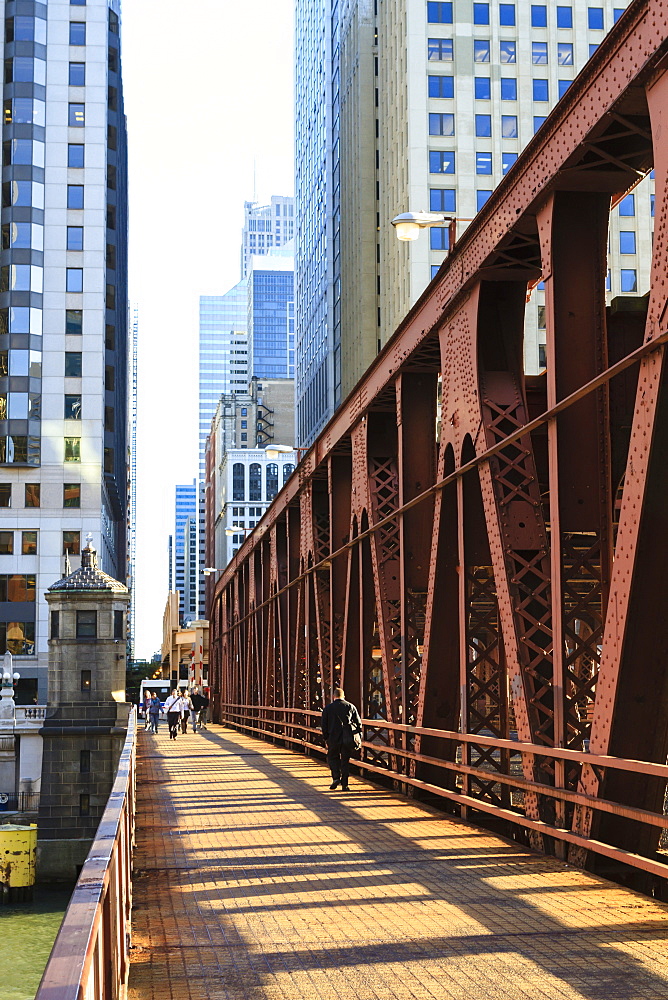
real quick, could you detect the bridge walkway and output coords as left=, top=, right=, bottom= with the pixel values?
left=127, top=725, right=668, bottom=1000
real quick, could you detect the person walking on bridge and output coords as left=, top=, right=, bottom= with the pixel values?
left=321, top=687, right=362, bottom=791
left=164, top=690, right=181, bottom=740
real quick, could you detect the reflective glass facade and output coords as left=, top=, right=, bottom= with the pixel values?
left=248, top=261, right=295, bottom=380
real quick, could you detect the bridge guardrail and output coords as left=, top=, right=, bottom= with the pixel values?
left=35, top=708, right=136, bottom=1000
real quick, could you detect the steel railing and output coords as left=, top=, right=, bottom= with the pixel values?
left=221, top=702, right=668, bottom=882
left=35, top=708, right=136, bottom=1000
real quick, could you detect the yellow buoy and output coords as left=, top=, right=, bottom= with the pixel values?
left=0, top=823, right=37, bottom=902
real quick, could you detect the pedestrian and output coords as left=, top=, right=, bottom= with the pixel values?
left=190, top=687, right=207, bottom=732
left=178, top=689, right=193, bottom=734
left=143, top=690, right=152, bottom=730
left=164, top=689, right=181, bottom=740
left=321, top=687, right=362, bottom=792
left=198, top=689, right=210, bottom=729
left=148, top=693, right=161, bottom=734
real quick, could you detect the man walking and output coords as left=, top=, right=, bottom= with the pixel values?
left=321, top=687, right=362, bottom=791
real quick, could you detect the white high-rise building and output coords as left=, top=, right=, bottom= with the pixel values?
left=241, top=195, right=295, bottom=280
left=295, top=0, right=649, bottom=445
left=0, top=0, right=128, bottom=702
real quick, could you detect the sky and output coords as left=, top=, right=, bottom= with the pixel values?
left=122, top=0, right=295, bottom=658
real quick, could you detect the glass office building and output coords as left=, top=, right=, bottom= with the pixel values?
left=247, top=255, right=295, bottom=381
left=172, top=482, right=196, bottom=624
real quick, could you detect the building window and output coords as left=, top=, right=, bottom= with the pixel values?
left=64, top=483, right=80, bottom=507
left=105, top=366, right=114, bottom=390
left=66, top=268, right=84, bottom=293
left=428, top=75, right=454, bottom=98
left=50, top=611, right=59, bottom=639
left=501, top=77, right=517, bottom=100
left=249, top=463, right=261, bottom=502
left=80, top=749, right=91, bottom=772
left=64, top=394, right=82, bottom=419
left=501, top=115, right=518, bottom=138
left=499, top=2, right=515, bottom=23
left=427, top=1, right=453, bottom=22
left=68, top=143, right=84, bottom=168
left=0, top=532, right=13, bottom=554
left=4, top=621, right=35, bottom=655
left=557, top=5, right=572, bottom=27
left=430, top=188, right=456, bottom=212
left=473, top=2, right=489, bottom=24
left=429, top=150, right=455, bottom=173
left=0, top=575, right=35, bottom=602
left=558, top=79, right=570, bottom=98
left=474, top=40, right=490, bottom=62
left=25, top=483, right=39, bottom=507
left=76, top=611, right=96, bottom=638
left=557, top=42, right=573, bottom=65
left=475, top=114, right=491, bottom=137
left=476, top=152, right=492, bottom=174
left=69, top=62, right=85, bottom=86
left=531, top=4, right=547, bottom=25
left=65, top=352, right=82, bottom=376
left=114, top=610, right=124, bottom=639
left=69, top=21, right=86, bottom=44
left=67, top=185, right=84, bottom=209
left=589, top=43, right=599, bottom=56
left=283, top=463, right=294, bottom=484
left=240, top=407, right=247, bottom=416
left=0, top=484, right=10, bottom=508
left=613, top=7, right=625, bottom=21
left=502, top=151, right=518, bottom=173
left=66, top=309, right=83, bottom=335
left=266, top=463, right=279, bottom=500
left=533, top=78, right=549, bottom=101
left=534, top=116, right=547, bottom=133
left=538, top=344, right=547, bottom=369
left=532, top=42, right=548, bottom=64
left=618, top=194, right=635, bottom=216
left=429, top=113, right=455, bottom=136
left=79, top=792, right=91, bottom=817
left=67, top=226, right=84, bottom=251
left=232, top=463, right=245, bottom=501
left=619, top=231, right=637, bottom=254
left=430, top=227, right=449, bottom=251
left=68, top=103, right=85, bottom=127
left=21, top=531, right=36, bottom=555
left=240, top=432, right=247, bottom=442
left=428, top=38, right=454, bottom=61
left=477, top=190, right=492, bottom=211
left=474, top=76, right=491, bottom=99
left=620, top=269, right=637, bottom=292
left=104, top=447, right=114, bottom=475
left=431, top=265, right=441, bottom=279
left=64, top=437, right=81, bottom=462
left=500, top=40, right=516, bottom=63
left=588, top=6, right=604, bottom=28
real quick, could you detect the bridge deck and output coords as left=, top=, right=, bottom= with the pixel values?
left=128, top=726, right=668, bottom=1000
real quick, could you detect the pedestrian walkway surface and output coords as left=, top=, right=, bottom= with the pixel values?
left=128, top=725, right=668, bottom=1000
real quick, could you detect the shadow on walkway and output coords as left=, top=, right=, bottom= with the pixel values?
left=128, top=725, right=668, bottom=1000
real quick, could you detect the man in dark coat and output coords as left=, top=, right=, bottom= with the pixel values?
left=321, top=687, right=362, bottom=791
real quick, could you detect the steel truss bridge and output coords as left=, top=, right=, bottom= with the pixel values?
left=210, top=0, right=668, bottom=894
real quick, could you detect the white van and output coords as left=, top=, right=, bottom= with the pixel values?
left=138, top=680, right=172, bottom=718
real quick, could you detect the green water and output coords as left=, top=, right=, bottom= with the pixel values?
left=0, top=886, right=71, bottom=1000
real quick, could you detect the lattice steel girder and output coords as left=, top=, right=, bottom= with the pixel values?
left=209, top=3, right=668, bottom=880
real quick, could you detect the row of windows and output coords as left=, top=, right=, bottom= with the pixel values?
left=429, top=150, right=518, bottom=173
left=429, top=37, right=576, bottom=64
left=427, top=2, right=622, bottom=28
left=430, top=76, right=572, bottom=102
left=430, top=112, right=548, bottom=136
left=51, top=610, right=125, bottom=641
left=231, top=462, right=295, bottom=502
left=0, top=531, right=36, bottom=555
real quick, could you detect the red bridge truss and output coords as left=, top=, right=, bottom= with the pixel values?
left=209, top=0, right=668, bottom=893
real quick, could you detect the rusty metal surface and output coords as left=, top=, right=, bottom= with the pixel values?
left=35, top=710, right=136, bottom=1000
left=210, top=0, right=668, bottom=891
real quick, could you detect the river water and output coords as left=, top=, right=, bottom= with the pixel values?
left=1, top=886, right=71, bottom=1000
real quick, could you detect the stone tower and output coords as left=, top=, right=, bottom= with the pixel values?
left=37, top=540, right=130, bottom=881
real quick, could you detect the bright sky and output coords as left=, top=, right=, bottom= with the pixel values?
left=123, top=0, right=295, bottom=658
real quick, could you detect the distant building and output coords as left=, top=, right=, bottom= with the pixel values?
left=241, top=196, right=295, bottom=280
left=248, top=254, right=295, bottom=381
left=205, top=379, right=295, bottom=578
left=161, top=591, right=209, bottom=691
left=172, top=483, right=197, bottom=624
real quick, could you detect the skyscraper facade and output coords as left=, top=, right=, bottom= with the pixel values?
left=295, top=0, right=647, bottom=446
left=247, top=254, right=295, bottom=381
left=241, top=195, right=295, bottom=280
left=0, top=0, right=128, bottom=700
left=172, top=482, right=196, bottom=624
left=198, top=282, right=248, bottom=478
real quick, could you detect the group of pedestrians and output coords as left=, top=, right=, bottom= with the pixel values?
left=143, top=687, right=210, bottom=739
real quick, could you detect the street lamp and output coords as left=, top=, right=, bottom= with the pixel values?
left=391, top=211, right=454, bottom=242
left=264, top=444, right=297, bottom=461
left=203, top=567, right=222, bottom=577
left=225, top=524, right=250, bottom=538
